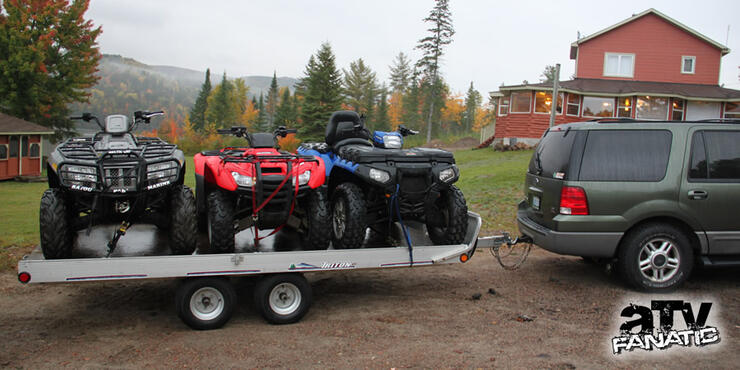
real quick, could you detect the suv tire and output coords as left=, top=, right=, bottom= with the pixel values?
left=169, top=185, right=198, bottom=255
left=207, top=191, right=236, bottom=253
left=331, top=182, right=365, bottom=249
left=427, top=185, right=468, bottom=245
left=39, top=189, right=75, bottom=259
left=617, top=223, right=694, bottom=292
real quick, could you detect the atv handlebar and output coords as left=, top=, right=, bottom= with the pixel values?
left=274, top=126, right=297, bottom=138
left=134, top=110, right=164, bottom=124
left=70, top=113, right=104, bottom=130
left=398, top=125, right=418, bottom=137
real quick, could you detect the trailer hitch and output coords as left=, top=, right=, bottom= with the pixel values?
left=106, top=221, right=131, bottom=257
left=476, top=233, right=534, bottom=270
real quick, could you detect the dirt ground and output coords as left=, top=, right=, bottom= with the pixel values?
left=1, top=247, right=738, bottom=368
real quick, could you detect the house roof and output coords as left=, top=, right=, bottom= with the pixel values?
left=497, top=79, right=740, bottom=102
left=570, top=8, right=730, bottom=59
left=0, top=112, right=55, bottom=135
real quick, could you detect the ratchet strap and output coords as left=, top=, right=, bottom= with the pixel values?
left=249, top=160, right=301, bottom=244
left=390, top=184, right=414, bottom=266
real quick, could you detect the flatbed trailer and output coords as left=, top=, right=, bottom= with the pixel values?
left=17, top=212, right=507, bottom=330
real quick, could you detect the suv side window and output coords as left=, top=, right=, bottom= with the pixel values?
left=579, top=130, right=672, bottom=181
left=689, top=131, right=740, bottom=181
left=528, top=128, right=577, bottom=178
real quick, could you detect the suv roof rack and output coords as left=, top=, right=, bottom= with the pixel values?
left=588, top=118, right=638, bottom=123
left=694, top=118, right=740, bottom=124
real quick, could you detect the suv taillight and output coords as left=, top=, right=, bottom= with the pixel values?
left=560, top=186, right=589, bottom=215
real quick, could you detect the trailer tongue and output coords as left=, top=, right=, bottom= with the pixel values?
left=17, top=212, right=531, bottom=330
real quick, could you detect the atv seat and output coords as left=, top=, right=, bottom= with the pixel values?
left=325, top=111, right=372, bottom=150
left=250, top=133, right=275, bottom=148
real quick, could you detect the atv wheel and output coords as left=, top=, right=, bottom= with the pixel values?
left=169, top=185, right=198, bottom=255
left=207, top=191, right=235, bottom=253
left=427, top=185, right=468, bottom=245
left=302, top=187, right=331, bottom=250
left=331, top=182, right=366, bottom=249
left=39, top=189, right=75, bottom=259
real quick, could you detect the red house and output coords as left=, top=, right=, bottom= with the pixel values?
left=0, top=113, right=54, bottom=180
left=491, top=8, right=740, bottom=144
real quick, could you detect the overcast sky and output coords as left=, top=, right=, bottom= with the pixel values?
left=86, top=0, right=740, bottom=97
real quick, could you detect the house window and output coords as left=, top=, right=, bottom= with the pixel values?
left=604, top=53, right=634, bottom=78
left=582, top=96, right=614, bottom=117
left=724, top=102, right=740, bottom=119
left=617, top=97, right=632, bottom=118
left=566, top=94, right=580, bottom=116
left=672, top=99, right=685, bottom=120
left=682, top=56, right=696, bottom=74
left=0, top=144, right=7, bottom=160
left=29, top=143, right=40, bottom=158
left=498, top=96, right=510, bottom=116
left=636, top=96, right=669, bottom=120
left=9, top=136, right=19, bottom=158
left=534, top=91, right=563, bottom=114
left=510, top=91, right=531, bottom=113
left=21, top=136, right=29, bottom=157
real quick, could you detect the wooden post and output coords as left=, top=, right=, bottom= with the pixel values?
left=549, top=64, right=561, bottom=127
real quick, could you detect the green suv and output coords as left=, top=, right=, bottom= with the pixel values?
left=517, top=119, right=740, bottom=291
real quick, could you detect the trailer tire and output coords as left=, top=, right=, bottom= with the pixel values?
left=176, top=277, right=236, bottom=330
left=302, top=187, right=331, bottom=250
left=331, top=182, right=366, bottom=249
left=427, top=186, right=468, bottom=245
left=169, top=185, right=198, bottom=255
left=253, top=273, right=312, bottom=325
left=40, top=189, right=75, bottom=259
left=207, top=191, right=235, bottom=253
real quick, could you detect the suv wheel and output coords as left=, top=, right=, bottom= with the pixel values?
left=617, top=223, right=694, bottom=292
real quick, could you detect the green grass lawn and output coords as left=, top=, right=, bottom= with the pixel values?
left=0, top=150, right=532, bottom=270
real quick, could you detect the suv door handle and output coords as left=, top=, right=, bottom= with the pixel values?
left=688, top=190, right=708, bottom=200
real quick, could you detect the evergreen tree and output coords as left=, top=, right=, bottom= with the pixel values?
left=463, top=81, right=481, bottom=132
left=275, top=88, right=294, bottom=127
left=389, top=52, right=412, bottom=93
left=189, top=69, right=211, bottom=132
left=205, top=72, right=237, bottom=127
left=343, top=58, right=378, bottom=119
left=0, top=0, right=102, bottom=137
left=265, top=72, right=279, bottom=130
left=298, top=43, right=343, bottom=141
left=256, top=93, right=266, bottom=131
left=374, top=84, right=390, bottom=131
left=416, top=0, right=454, bottom=142
left=540, top=65, right=557, bottom=83
left=401, top=74, right=422, bottom=130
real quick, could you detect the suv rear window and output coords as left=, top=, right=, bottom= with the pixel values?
left=528, top=128, right=577, bottom=178
left=579, top=130, right=672, bottom=182
left=689, top=131, right=740, bottom=181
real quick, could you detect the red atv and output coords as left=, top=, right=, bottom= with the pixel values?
left=194, top=126, right=330, bottom=253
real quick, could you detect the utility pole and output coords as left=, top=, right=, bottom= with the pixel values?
left=549, top=63, right=561, bottom=127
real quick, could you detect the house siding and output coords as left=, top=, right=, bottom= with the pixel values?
left=576, top=13, right=722, bottom=85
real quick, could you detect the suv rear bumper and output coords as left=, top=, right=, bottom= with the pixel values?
left=516, top=206, right=622, bottom=258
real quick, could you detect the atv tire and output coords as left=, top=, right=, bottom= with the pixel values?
left=39, top=189, right=75, bottom=259
left=207, top=191, right=235, bottom=253
left=302, top=187, right=331, bottom=250
left=331, top=182, right=366, bottom=249
left=427, top=185, right=468, bottom=245
left=169, top=185, right=198, bottom=255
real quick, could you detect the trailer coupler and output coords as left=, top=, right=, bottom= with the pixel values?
left=106, top=221, right=131, bottom=257
left=476, top=232, right=534, bottom=270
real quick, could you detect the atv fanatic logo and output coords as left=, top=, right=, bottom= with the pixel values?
left=612, top=300, right=721, bottom=355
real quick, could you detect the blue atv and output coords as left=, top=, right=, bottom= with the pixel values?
left=298, top=110, right=468, bottom=249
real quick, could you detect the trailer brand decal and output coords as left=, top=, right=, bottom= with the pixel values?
left=289, top=262, right=357, bottom=270
left=71, top=184, right=94, bottom=192
left=66, top=274, right=147, bottom=281
left=611, top=300, right=721, bottom=355
left=146, top=180, right=171, bottom=190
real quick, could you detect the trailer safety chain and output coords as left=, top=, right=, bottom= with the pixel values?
left=489, top=234, right=533, bottom=270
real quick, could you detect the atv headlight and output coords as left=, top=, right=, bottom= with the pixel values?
left=369, top=168, right=391, bottom=183
left=231, top=171, right=255, bottom=187
left=147, top=161, right=178, bottom=181
left=62, top=165, right=97, bottom=183
left=439, top=167, right=456, bottom=183
left=383, top=135, right=402, bottom=149
left=293, top=171, right=311, bottom=186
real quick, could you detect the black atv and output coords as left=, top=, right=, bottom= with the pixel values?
left=41, top=111, right=197, bottom=258
left=298, top=110, right=468, bottom=249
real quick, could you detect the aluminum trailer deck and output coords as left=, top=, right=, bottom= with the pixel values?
left=17, top=212, right=502, bottom=330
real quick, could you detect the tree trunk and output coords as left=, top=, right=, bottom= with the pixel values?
left=426, top=99, right=434, bottom=143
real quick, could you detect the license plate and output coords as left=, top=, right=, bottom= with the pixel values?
left=531, top=195, right=541, bottom=210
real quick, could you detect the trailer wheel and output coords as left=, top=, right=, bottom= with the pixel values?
left=253, top=273, right=312, bottom=325
left=176, top=277, right=236, bottom=330
left=427, top=185, right=468, bottom=245
left=331, top=182, right=366, bottom=249
left=40, top=188, right=75, bottom=259
left=168, top=185, right=198, bottom=255
left=207, top=191, right=235, bottom=253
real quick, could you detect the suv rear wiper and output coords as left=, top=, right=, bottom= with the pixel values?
left=535, top=151, right=543, bottom=175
